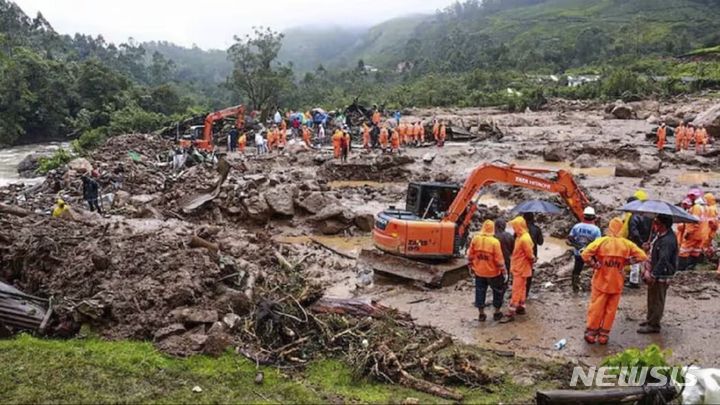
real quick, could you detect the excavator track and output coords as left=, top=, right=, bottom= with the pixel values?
left=358, top=249, right=468, bottom=288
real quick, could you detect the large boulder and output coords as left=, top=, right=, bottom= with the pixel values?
left=243, top=195, right=271, bottom=222
left=615, top=155, right=662, bottom=178
left=572, top=154, right=596, bottom=169
left=611, top=103, right=635, bottom=119
left=67, top=157, right=92, bottom=173
left=264, top=185, right=297, bottom=217
left=693, top=103, right=720, bottom=138
left=296, top=192, right=328, bottom=214
left=17, top=153, right=48, bottom=177
left=543, top=146, right=567, bottom=162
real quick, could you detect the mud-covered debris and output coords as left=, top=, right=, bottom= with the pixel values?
left=68, top=157, right=93, bottom=173
left=422, top=152, right=436, bottom=163
left=615, top=155, right=661, bottom=178
left=296, top=191, right=331, bottom=214
left=154, top=323, right=186, bottom=341
left=265, top=185, right=297, bottom=217
left=572, top=154, right=595, bottom=168
left=543, top=146, right=566, bottom=162
left=693, top=102, right=720, bottom=137
left=171, top=307, right=219, bottom=324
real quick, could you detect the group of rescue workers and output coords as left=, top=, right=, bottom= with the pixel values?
left=655, top=121, right=711, bottom=154
left=467, top=187, right=718, bottom=345
left=225, top=107, right=450, bottom=159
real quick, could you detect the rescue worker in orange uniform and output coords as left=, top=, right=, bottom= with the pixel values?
left=704, top=192, right=718, bottom=256
left=418, top=122, right=425, bottom=144
left=371, top=108, right=381, bottom=126
left=678, top=189, right=709, bottom=270
left=302, top=124, right=312, bottom=148
left=501, top=216, right=535, bottom=322
left=278, top=126, right=287, bottom=148
left=362, top=123, right=371, bottom=150
left=432, top=119, right=440, bottom=142
left=581, top=217, right=648, bottom=345
left=331, top=128, right=343, bottom=159
left=656, top=123, right=666, bottom=152
left=398, top=122, right=407, bottom=145
left=437, top=121, right=447, bottom=147
left=675, top=122, right=686, bottom=151
left=238, top=132, right=247, bottom=153
left=267, top=125, right=278, bottom=151
left=696, top=124, right=708, bottom=154
left=379, top=124, right=389, bottom=151
left=390, top=127, right=401, bottom=153
left=279, top=118, right=287, bottom=133
left=468, top=220, right=507, bottom=322
left=685, top=124, right=695, bottom=151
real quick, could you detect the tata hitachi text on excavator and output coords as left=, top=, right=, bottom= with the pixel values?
left=360, top=163, right=589, bottom=286
left=179, top=105, right=245, bottom=152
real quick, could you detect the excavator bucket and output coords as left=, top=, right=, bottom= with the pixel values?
left=358, top=249, right=468, bottom=288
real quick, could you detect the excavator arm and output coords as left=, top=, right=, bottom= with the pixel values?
left=201, top=105, right=246, bottom=145
left=444, top=163, right=589, bottom=241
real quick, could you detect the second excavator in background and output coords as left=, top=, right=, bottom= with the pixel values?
left=360, top=162, right=590, bottom=286
left=179, top=105, right=245, bottom=152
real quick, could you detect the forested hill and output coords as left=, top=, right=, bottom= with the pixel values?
left=0, top=0, right=228, bottom=146
left=280, top=0, right=720, bottom=74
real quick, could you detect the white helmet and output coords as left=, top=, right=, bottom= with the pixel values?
left=583, top=207, right=596, bottom=218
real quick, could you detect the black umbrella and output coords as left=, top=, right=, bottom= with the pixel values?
left=510, top=200, right=562, bottom=215
left=619, top=199, right=699, bottom=223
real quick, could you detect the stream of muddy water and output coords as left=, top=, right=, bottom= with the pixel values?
left=0, top=142, right=67, bottom=187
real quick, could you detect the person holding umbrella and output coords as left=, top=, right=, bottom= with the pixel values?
left=619, top=200, right=691, bottom=334
left=639, top=214, right=678, bottom=334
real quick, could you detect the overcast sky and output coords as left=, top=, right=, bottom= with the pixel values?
left=15, top=0, right=455, bottom=49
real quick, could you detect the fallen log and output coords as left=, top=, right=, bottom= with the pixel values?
left=379, top=344, right=463, bottom=401
left=420, top=336, right=453, bottom=356
left=536, top=385, right=677, bottom=405
left=0, top=203, right=33, bottom=217
left=189, top=235, right=219, bottom=254
left=310, top=297, right=409, bottom=320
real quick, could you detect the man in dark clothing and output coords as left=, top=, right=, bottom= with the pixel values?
left=522, top=213, right=544, bottom=296
left=638, top=215, right=677, bottom=334
left=494, top=218, right=515, bottom=272
left=228, top=128, right=239, bottom=152
left=626, top=196, right=653, bottom=288
left=81, top=174, right=102, bottom=214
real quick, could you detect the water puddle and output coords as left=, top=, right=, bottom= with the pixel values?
left=328, top=180, right=404, bottom=189
left=275, top=234, right=374, bottom=258
left=476, top=194, right=515, bottom=210
left=677, top=171, right=720, bottom=185
left=538, top=236, right=570, bottom=264
left=513, top=160, right=616, bottom=178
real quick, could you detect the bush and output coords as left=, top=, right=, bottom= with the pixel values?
left=71, top=126, right=109, bottom=154
left=37, top=148, right=73, bottom=174
left=108, top=104, right=166, bottom=134
left=601, top=344, right=683, bottom=385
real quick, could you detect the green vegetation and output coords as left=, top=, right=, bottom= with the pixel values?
left=0, top=334, right=562, bottom=403
left=601, top=344, right=684, bottom=384
left=36, top=148, right=73, bottom=174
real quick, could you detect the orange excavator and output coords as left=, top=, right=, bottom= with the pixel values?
left=360, top=163, right=589, bottom=286
left=179, top=105, right=245, bottom=151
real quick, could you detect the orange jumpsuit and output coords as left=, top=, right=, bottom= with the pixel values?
left=302, top=127, right=312, bottom=147
left=279, top=128, right=287, bottom=147
left=267, top=129, right=277, bottom=151
left=432, top=122, right=440, bottom=142
left=437, top=125, right=447, bottom=147
left=372, top=111, right=381, bottom=126
left=704, top=193, right=718, bottom=254
left=379, top=127, right=389, bottom=149
left=279, top=120, right=287, bottom=133
left=398, top=124, right=407, bottom=145
left=679, top=203, right=708, bottom=258
left=390, top=129, right=400, bottom=152
left=362, top=124, right=370, bottom=149
left=685, top=127, right=695, bottom=150
left=417, top=123, right=425, bottom=143
left=468, top=220, right=505, bottom=278
left=581, top=218, right=647, bottom=342
left=696, top=128, right=708, bottom=153
left=656, top=126, right=666, bottom=151
left=238, top=134, right=246, bottom=153
left=675, top=125, right=685, bottom=151
left=332, top=130, right=343, bottom=159
left=508, top=217, right=534, bottom=313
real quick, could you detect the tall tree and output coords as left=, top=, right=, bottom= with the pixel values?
left=227, top=27, right=293, bottom=118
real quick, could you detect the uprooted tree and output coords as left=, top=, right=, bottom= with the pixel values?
left=227, top=27, right=294, bottom=121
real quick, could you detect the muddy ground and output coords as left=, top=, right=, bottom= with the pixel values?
left=2, top=96, right=720, bottom=387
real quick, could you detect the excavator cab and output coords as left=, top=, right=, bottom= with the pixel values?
left=405, top=182, right=459, bottom=219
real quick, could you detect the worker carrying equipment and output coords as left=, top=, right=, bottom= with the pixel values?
left=581, top=217, right=647, bottom=345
